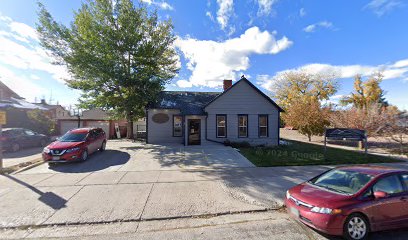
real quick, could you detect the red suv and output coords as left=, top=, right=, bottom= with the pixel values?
left=43, top=128, right=107, bottom=164
left=285, top=166, right=408, bottom=240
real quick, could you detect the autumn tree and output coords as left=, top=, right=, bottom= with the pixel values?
left=340, top=72, right=388, bottom=109
left=284, top=98, right=331, bottom=141
left=271, top=70, right=338, bottom=140
left=37, top=0, right=179, bottom=138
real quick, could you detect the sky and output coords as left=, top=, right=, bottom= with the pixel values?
left=0, top=0, right=407, bottom=110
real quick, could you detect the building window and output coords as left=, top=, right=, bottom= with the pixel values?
left=259, top=115, right=268, bottom=137
left=238, top=115, right=248, bottom=138
left=216, top=115, right=227, bottom=138
left=173, top=115, right=182, bottom=137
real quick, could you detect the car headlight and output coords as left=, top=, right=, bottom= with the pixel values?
left=286, top=190, right=291, bottom=199
left=43, top=147, right=50, bottom=154
left=66, top=147, right=81, bottom=153
left=311, top=207, right=342, bottom=214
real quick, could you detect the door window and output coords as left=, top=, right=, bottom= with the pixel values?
left=373, top=175, right=404, bottom=195
left=402, top=174, right=408, bottom=190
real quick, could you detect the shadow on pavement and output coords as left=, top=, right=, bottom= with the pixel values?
left=3, top=174, right=67, bottom=210
left=4, top=147, right=43, bottom=159
left=48, top=150, right=131, bottom=173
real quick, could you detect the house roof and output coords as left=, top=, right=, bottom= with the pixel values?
left=148, top=76, right=284, bottom=115
left=0, top=81, right=24, bottom=99
left=149, top=91, right=220, bottom=115
left=0, top=97, right=48, bottom=110
left=204, top=77, right=284, bottom=112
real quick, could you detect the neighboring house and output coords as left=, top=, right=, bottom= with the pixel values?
left=0, top=81, right=48, bottom=129
left=146, top=76, right=284, bottom=146
left=57, top=108, right=146, bottom=138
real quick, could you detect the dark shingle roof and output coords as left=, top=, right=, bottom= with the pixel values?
left=149, top=91, right=220, bottom=115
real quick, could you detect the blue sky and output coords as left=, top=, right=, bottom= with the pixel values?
left=0, top=0, right=407, bottom=110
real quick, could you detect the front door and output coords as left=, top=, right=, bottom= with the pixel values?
left=188, top=119, right=201, bottom=145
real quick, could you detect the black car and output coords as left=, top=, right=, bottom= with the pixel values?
left=1, top=128, right=50, bottom=152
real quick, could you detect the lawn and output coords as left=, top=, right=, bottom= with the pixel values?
left=239, top=139, right=404, bottom=167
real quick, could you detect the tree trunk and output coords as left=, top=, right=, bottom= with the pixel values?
left=126, top=114, right=134, bottom=139
left=308, top=134, right=312, bottom=142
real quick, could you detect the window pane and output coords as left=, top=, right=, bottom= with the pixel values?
left=373, top=175, right=404, bottom=195
left=217, top=127, right=225, bottom=137
left=259, top=127, right=267, bottom=137
left=402, top=175, right=408, bottom=188
left=259, top=116, right=267, bottom=126
left=173, top=116, right=182, bottom=137
left=217, top=116, right=225, bottom=127
left=239, top=116, right=247, bottom=127
left=239, top=127, right=247, bottom=137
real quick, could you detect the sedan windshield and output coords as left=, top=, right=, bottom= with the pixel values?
left=309, top=169, right=373, bottom=195
left=59, top=132, right=87, bottom=142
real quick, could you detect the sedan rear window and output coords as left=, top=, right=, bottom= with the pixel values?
left=309, top=169, right=373, bottom=195
left=59, top=132, right=88, bottom=142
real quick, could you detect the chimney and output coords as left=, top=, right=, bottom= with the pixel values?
left=40, top=99, right=46, bottom=104
left=223, top=79, right=232, bottom=91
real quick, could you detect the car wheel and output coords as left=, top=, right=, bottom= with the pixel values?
left=12, top=143, right=20, bottom=152
left=99, top=141, right=106, bottom=152
left=81, top=150, right=88, bottom=161
left=343, top=213, right=369, bottom=240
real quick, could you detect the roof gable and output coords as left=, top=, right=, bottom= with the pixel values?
left=204, top=77, right=284, bottom=112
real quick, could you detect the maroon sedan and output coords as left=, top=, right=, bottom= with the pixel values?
left=43, top=128, right=106, bottom=164
left=285, top=166, right=408, bottom=240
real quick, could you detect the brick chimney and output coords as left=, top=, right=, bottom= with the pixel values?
left=223, top=79, right=232, bottom=91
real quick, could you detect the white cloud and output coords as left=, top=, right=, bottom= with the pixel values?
left=141, top=0, right=174, bottom=10
left=257, top=59, right=408, bottom=91
left=364, top=0, right=404, bottom=16
left=303, top=21, right=333, bottom=33
left=299, top=8, right=306, bottom=17
left=0, top=13, right=70, bottom=83
left=206, top=11, right=215, bottom=22
left=257, top=0, right=278, bottom=16
left=175, top=26, right=293, bottom=88
left=0, top=65, right=46, bottom=100
left=216, top=0, right=234, bottom=30
left=30, top=74, right=40, bottom=80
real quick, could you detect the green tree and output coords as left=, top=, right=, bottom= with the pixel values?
left=340, top=72, right=388, bottom=109
left=37, top=0, right=179, bottom=138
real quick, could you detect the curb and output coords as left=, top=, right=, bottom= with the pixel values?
left=0, top=207, right=283, bottom=231
left=12, top=160, right=45, bottom=175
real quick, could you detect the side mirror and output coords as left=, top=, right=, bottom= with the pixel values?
left=374, top=191, right=388, bottom=199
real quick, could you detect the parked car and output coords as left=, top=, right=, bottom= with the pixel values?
left=285, top=166, right=408, bottom=240
left=1, top=128, right=50, bottom=152
left=42, top=127, right=106, bottom=164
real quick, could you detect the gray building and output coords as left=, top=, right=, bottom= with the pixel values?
left=146, top=76, right=283, bottom=146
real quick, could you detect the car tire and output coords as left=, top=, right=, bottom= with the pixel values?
left=12, top=143, right=20, bottom=152
left=343, top=213, right=370, bottom=240
left=81, top=150, right=88, bottom=162
left=99, top=141, right=106, bottom=152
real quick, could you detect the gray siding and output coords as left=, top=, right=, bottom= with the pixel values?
left=147, top=109, right=183, bottom=144
left=205, top=80, right=279, bottom=146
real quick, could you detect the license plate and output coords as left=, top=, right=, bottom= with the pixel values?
left=290, top=207, right=299, bottom=217
left=52, top=156, right=60, bottom=161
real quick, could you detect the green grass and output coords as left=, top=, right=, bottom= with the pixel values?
left=239, top=139, right=404, bottom=167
